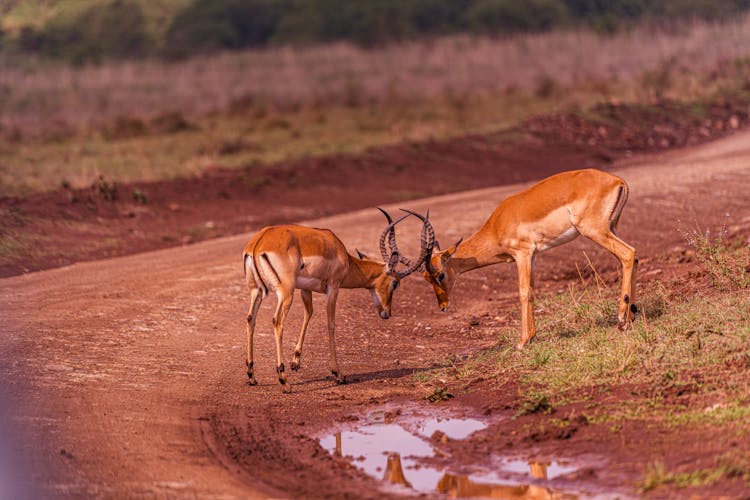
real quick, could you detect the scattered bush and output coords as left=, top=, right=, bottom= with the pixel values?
left=93, top=175, right=118, bottom=201
left=37, top=0, right=150, bottom=64
left=163, top=0, right=283, bottom=58
left=7, top=0, right=750, bottom=61
left=463, top=0, right=570, bottom=34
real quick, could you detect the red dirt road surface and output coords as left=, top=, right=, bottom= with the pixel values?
left=2, top=132, right=750, bottom=498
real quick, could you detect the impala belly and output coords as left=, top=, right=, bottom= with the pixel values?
left=537, top=225, right=579, bottom=252
left=531, top=207, right=580, bottom=252
left=295, top=255, right=331, bottom=292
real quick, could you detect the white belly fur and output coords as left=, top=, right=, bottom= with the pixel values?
left=295, top=276, right=325, bottom=291
left=537, top=225, right=579, bottom=252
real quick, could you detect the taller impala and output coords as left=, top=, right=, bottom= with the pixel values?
left=415, top=169, right=638, bottom=348
left=243, top=209, right=434, bottom=392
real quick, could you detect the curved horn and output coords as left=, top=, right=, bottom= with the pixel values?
left=395, top=208, right=436, bottom=278
left=377, top=207, right=395, bottom=263
left=379, top=212, right=411, bottom=270
left=377, top=207, right=411, bottom=265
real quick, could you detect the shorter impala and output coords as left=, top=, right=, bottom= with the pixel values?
left=242, top=209, right=434, bottom=392
left=413, top=169, right=638, bottom=348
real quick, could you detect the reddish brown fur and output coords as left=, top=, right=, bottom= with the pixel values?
left=424, top=169, right=637, bottom=348
left=242, top=224, right=402, bottom=392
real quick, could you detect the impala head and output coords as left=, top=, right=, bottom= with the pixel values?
left=357, top=249, right=401, bottom=320
left=357, top=208, right=436, bottom=320
left=423, top=242, right=462, bottom=312
left=399, top=209, right=462, bottom=312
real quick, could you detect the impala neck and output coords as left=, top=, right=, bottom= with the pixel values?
left=448, top=226, right=512, bottom=275
left=342, top=255, right=385, bottom=289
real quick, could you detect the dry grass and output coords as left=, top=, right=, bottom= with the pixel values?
left=2, top=17, right=750, bottom=196
left=413, top=240, right=750, bottom=494
left=419, top=244, right=750, bottom=420
left=0, top=89, right=574, bottom=195
left=2, top=16, right=750, bottom=136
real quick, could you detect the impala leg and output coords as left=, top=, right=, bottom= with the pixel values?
left=515, top=253, right=536, bottom=349
left=291, top=289, right=313, bottom=371
left=629, top=256, right=639, bottom=320
left=272, top=288, right=294, bottom=393
left=325, top=286, right=345, bottom=384
left=584, top=230, right=637, bottom=329
left=245, top=287, right=262, bottom=385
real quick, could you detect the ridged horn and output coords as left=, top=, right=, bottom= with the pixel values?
left=379, top=211, right=411, bottom=272
left=394, top=208, right=436, bottom=278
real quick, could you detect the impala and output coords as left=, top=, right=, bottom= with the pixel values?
left=242, top=209, right=434, bottom=392
left=412, top=169, right=638, bottom=348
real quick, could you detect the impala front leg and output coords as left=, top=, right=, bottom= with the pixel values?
left=291, top=289, right=313, bottom=371
left=515, top=253, right=536, bottom=349
left=325, top=285, right=345, bottom=384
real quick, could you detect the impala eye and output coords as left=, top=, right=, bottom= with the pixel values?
left=438, top=272, right=445, bottom=281
left=392, top=280, right=399, bottom=290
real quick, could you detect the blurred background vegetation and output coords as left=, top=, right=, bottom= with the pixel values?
left=2, top=0, right=750, bottom=197
left=2, top=0, right=750, bottom=63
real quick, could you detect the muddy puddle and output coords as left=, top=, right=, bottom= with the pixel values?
left=319, top=404, right=613, bottom=499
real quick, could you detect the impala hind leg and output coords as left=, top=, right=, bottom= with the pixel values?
left=514, top=252, right=536, bottom=349
left=325, top=286, right=345, bottom=384
left=291, top=289, right=313, bottom=371
left=272, top=288, right=294, bottom=393
left=583, top=230, right=637, bottom=329
left=245, top=287, right=262, bottom=385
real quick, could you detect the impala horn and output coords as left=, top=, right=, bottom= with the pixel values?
left=377, top=207, right=411, bottom=266
left=378, top=210, right=410, bottom=271
left=393, top=208, right=436, bottom=279
left=399, top=208, right=438, bottom=275
left=376, top=208, right=435, bottom=278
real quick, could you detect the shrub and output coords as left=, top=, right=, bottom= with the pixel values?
left=163, top=0, right=282, bottom=58
left=38, top=0, right=150, bottom=64
left=463, top=0, right=570, bottom=34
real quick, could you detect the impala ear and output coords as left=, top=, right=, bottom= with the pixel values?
left=444, top=238, right=463, bottom=260
left=388, top=251, right=400, bottom=270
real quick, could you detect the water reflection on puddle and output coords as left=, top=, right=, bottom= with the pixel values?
left=319, top=406, right=582, bottom=498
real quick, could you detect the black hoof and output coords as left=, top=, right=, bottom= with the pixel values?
left=290, top=361, right=301, bottom=371
left=330, top=370, right=346, bottom=384
left=247, top=378, right=258, bottom=386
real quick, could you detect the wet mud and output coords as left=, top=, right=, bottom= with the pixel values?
left=318, top=403, right=615, bottom=499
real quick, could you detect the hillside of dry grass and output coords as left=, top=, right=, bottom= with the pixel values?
left=2, top=18, right=750, bottom=198
left=3, top=17, right=750, bottom=137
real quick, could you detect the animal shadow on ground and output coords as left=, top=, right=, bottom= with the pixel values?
left=287, top=365, right=443, bottom=392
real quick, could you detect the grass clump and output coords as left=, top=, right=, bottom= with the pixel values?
left=641, top=451, right=750, bottom=492
left=516, top=393, right=553, bottom=417
left=427, top=387, right=454, bottom=403
left=679, top=217, right=750, bottom=290
left=417, top=237, right=750, bottom=426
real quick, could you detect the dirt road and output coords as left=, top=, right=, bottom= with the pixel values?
left=1, top=131, right=749, bottom=498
